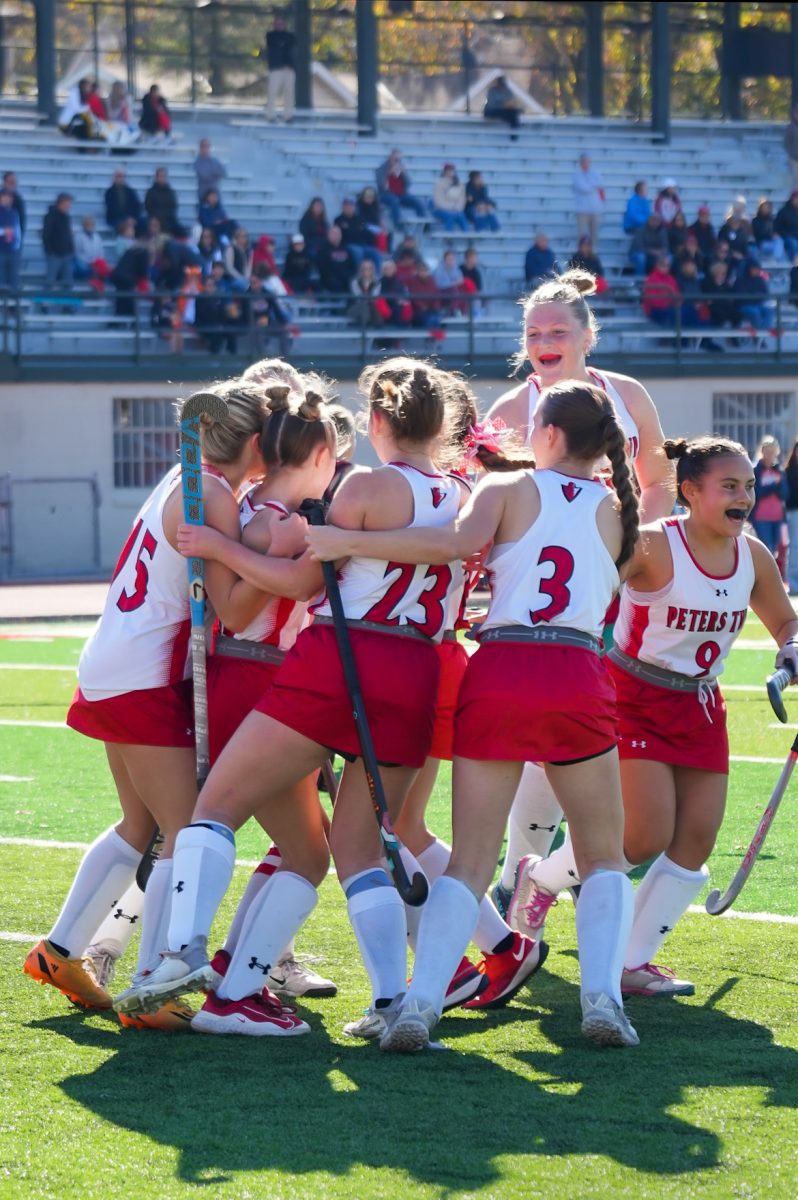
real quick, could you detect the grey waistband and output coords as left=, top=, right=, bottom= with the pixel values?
left=478, top=624, right=602, bottom=653
left=608, top=645, right=718, bottom=693
left=313, top=614, right=433, bottom=642
left=214, top=635, right=286, bottom=666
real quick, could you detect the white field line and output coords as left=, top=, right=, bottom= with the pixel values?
left=729, top=755, right=785, bottom=764
left=0, top=663, right=75, bottom=672
left=0, top=719, right=67, bottom=729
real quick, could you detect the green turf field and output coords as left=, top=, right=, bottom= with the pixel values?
left=1, top=618, right=797, bottom=1200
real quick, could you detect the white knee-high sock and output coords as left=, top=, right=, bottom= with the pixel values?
left=133, top=859, right=173, bottom=977
left=166, top=823, right=236, bottom=951
left=410, top=837, right=510, bottom=955
left=500, top=764, right=563, bottom=889
left=218, top=872, right=318, bottom=1002
left=399, top=846, right=428, bottom=951
left=529, top=828, right=580, bottom=895
left=87, top=879, right=144, bottom=958
left=407, top=876, right=480, bottom=1015
left=345, top=869, right=408, bottom=1007
left=575, top=870, right=634, bottom=1006
left=222, top=847, right=281, bottom=957
left=48, top=827, right=140, bottom=957
left=625, top=855, right=709, bottom=969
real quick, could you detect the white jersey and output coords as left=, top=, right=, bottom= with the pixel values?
left=78, top=465, right=233, bottom=700
left=526, top=367, right=640, bottom=464
left=313, top=462, right=460, bottom=644
left=442, top=474, right=473, bottom=633
left=614, top=517, right=755, bottom=679
left=483, top=469, right=619, bottom=639
left=225, top=493, right=309, bottom=650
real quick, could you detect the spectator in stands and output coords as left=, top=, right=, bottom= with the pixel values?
left=376, top=149, right=426, bottom=231
left=701, top=259, right=738, bottom=335
left=409, top=260, right=443, bottom=332
left=299, top=197, right=329, bottom=261
left=139, top=84, right=171, bottom=140
left=569, top=235, right=607, bottom=294
left=673, top=258, right=707, bottom=330
left=432, top=164, right=468, bottom=232
left=357, top=187, right=390, bottom=252
left=42, top=192, right=75, bottom=289
left=283, top=233, right=314, bottom=294
left=709, top=238, right=738, bottom=285
left=571, top=152, right=605, bottom=247
left=689, top=205, right=717, bottom=262
left=433, top=249, right=468, bottom=316
left=105, top=168, right=142, bottom=233
left=734, top=259, right=773, bottom=332
left=623, top=180, right=650, bottom=234
left=483, top=75, right=521, bottom=137
left=395, top=246, right=420, bottom=289
left=317, top=224, right=356, bottom=295
left=348, top=259, right=384, bottom=328
left=145, top=167, right=180, bottom=235
left=642, top=253, right=680, bottom=328
left=223, top=226, right=253, bottom=291
left=252, top=234, right=279, bottom=275
left=775, top=191, right=798, bottom=262
left=628, top=212, right=668, bottom=278
left=257, top=260, right=294, bottom=321
left=87, top=81, right=108, bottom=124
left=394, top=233, right=422, bottom=268
left=196, top=270, right=232, bottom=354
left=465, top=171, right=499, bottom=231
left=784, top=105, right=798, bottom=190
left=263, top=14, right=296, bottom=123
left=718, top=210, right=751, bottom=265
left=675, top=232, right=705, bottom=278
left=246, top=270, right=292, bottom=355
left=752, top=437, right=788, bottom=560
left=198, top=187, right=237, bottom=245
left=461, top=246, right=483, bottom=295
left=58, top=79, right=98, bottom=141
left=194, top=138, right=227, bottom=203
left=667, top=210, right=690, bottom=257
left=73, top=214, right=110, bottom=289
left=377, top=258, right=412, bottom=327
left=196, top=227, right=222, bottom=277
left=654, top=179, right=682, bottom=226
left=752, top=199, right=786, bottom=262
left=335, top=196, right=381, bottom=270
left=3, top=172, right=25, bottom=245
left=524, top=231, right=558, bottom=290
left=113, top=217, right=137, bottom=263
left=110, top=240, right=151, bottom=316
left=0, top=189, right=22, bottom=293
left=728, top=195, right=752, bottom=232
left=107, top=81, right=134, bottom=130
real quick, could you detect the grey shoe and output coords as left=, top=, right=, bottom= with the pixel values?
left=379, top=995, right=439, bottom=1054
left=343, top=1007, right=387, bottom=1040
left=581, top=992, right=640, bottom=1048
left=114, top=936, right=219, bottom=1015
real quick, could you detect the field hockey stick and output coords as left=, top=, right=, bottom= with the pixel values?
left=303, top=500, right=428, bottom=906
left=135, top=391, right=229, bottom=890
left=766, top=662, right=795, bottom=724
left=705, top=728, right=798, bottom=916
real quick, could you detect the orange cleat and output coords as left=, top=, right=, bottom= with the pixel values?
left=23, top=938, right=113, bottom=1009
left=118, top=1000, right=195, bottom=1031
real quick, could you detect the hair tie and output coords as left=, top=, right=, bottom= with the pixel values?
left=464, top=417, right=509, bottom=460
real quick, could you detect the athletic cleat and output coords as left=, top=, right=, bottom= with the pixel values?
left=379, top=995, right=438, bottom=1054
left=268, top=954, right=337, bottom=998
left=191, top=989, right=310, bottom=1036
left=118, top=1000, right=195, bottom=1031
left=442, top=956, right=490, bottom=1011
left=84, top=943, right=118, bottom=991
left=23, top=939, right=113, bottom=1009
left=463, top=934, right=548, bottom=1010
left=581, top=992, right=640, bottom=1048
left=343, top=1007, right=388, bottom=1040
left=490, top=880, right=512, bottom=922
left=507, top=857, right=558, bottom=939
left=621, top=962, right=695, bottom=998
left=113, top=936, right=220, bottom=1014
left=209, top=947, right=231, bottom=978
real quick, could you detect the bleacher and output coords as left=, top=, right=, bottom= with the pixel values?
left=2, top=95, right=797, bottom=370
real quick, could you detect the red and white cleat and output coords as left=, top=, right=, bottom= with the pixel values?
left=463, top=933, right=548, bottom=1010
left=191, top=988, right=310, bottom=1036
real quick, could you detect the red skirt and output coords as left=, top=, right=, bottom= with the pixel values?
left=66, top=679, right=195, bottom=747
left=454, top=643, right=617, bottom=764
left=207, top=655, right=281, bottom=765
left=256, top=623, right=439, bottom=768
left=608, top=659, right=729, bottom=775
left=429, top=639, right=469, bottom=762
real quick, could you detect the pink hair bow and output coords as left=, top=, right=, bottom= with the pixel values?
left=464, top=417, right=509, bottom=460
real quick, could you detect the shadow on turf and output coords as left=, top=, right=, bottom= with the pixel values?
left=28, top=969, right=798, bottom=1192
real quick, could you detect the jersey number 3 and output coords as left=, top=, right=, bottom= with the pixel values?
left=114, top=519, right=158, bottom=613
left=530, top=546, right=574, bottom=624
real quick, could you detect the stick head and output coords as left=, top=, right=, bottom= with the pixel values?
left=704, top=887, right=729, bottom=916
left=180, top=391, right=230, bottom=426
left=401, top=871, right=429, bottom=907
left=766, top=666, right=794, bottom=724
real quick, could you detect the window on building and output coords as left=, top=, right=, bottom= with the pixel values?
left=712, top=391, right=795, bottom=458
left=113, top=397, right=178, bottom=488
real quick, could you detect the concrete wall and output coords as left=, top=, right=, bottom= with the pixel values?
left=2, top=374, right=796, bottom=578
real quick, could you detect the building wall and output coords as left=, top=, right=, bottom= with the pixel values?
left=1, top=375, right=794, bottom=578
